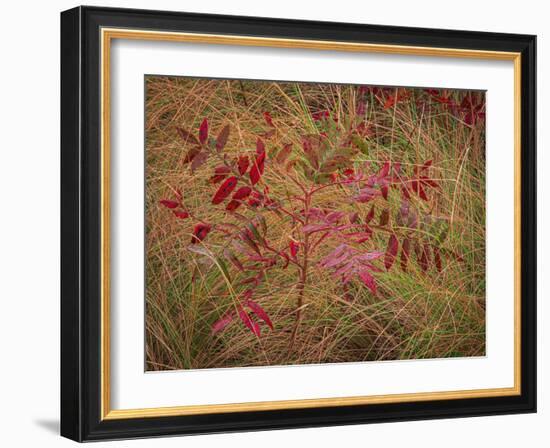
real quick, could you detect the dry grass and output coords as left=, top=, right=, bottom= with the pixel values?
left=144, top=76, right=486, bottom=371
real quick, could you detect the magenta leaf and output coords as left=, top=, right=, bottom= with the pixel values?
left=366, top=204, right=375, bottom=224
left=210, top=165, right=231, bottom=184
left=232, top=186, right=252, bottom=200
left=246, top=299, right=273, bottom=330
left=237, top=155, right=249, bottom=175
left=226, top=187, right=252, bottom=211
left=289, top=241, right=300, bottom=258
left=263, top=111, right=275, bottom=127
left=183, top=146, right=202, bottom=164
left=191, top=223, right=211, bottom=244
left=199, top=118, right=208, bottom=145
left=215, top=124, right=230, bottom=152
left=190, top=151, right=208, bottom=172
left=160, top=199, right=179, bottom=209
left=377, top=161, right=391, bottom=180
left=320, top=244, right=383, bottom=288
left=312, top=110, right=330, bottom=121
left=358, top=270, right=377, bottom=294
left=212, top=176, right=238, bottom=204
left=212, top=312, right=234, bottom=335
left=384, top=234, right=398, bottom=270
left=173, top=210, right=190, bottom=219
left=354, top=187, right=381, bottom=203
left=238, top=308, right=261, bottom=337
left=249, top=149, right=266, bottom=185
left=256, top=138, right=266, bottom=155
left=434, top=246, right=442, bottom=272
left=176, top=127, right=200, bottom=146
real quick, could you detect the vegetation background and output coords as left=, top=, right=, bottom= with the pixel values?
left=144, top=76, right=486, bottom=371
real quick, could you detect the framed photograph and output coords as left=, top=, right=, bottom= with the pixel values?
left=61, top=6, right=536, bottom=442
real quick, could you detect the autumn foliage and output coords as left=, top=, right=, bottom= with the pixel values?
left=146, top=78, right=486, bottom=370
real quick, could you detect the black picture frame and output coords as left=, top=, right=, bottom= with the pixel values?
left=61, top=5, right=536, bottom=442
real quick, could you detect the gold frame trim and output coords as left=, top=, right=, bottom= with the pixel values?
left=100, top=28, right=522, bottom=420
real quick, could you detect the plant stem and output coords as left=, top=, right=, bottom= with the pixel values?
left=290, top=189, right=312, bottom=348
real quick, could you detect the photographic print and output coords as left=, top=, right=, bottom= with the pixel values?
left=145, top=77, right=486, bottom=371
left=61, top=9, right=536, bottom=440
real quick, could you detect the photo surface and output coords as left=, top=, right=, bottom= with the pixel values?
left=145, top=76, right=486, bottom=371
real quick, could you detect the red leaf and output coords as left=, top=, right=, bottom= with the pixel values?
left=199, top=118, right=208, bottom=145
left=225, top=200, right=241, bottom=211
left=191, top=223, right=211, bottom=244
left=183, top=146, right=202, bottom=164
left=356, top=100, right=366, bottom=116
left=212, top=312, right=233, bottom=335
left=190, top=151, right=208, bottom=172
left=422, top=160, right=433, bottom=170
left=383, top=95, right=396, bottom=109
left=237, top=155, right=249, bottom=175
left=326, top=211, right=345, bottom=223
left=160, top=199, right=179, bottom=209
left=384, top=234, right=399, bottom=270
left=358, top=270, right=377, bottom=294
left=210, top=165, right=231, bottom=184
left=173, top=210, right=189, bottom=219
left=381, top=184, right=389, bottom=200
left=215, top=124, right=230, bottom=151
left=421, top=176, right=439, bottom=188
left=434, top=246, right=442, bottom=272
left=289, top=241, right=299, bottom=258
left=312, top=110, right=330, bottom=121
left=401, top=238, right=410, bottom=271
left=226, top=186, right=252, bottom=211
left=232, top=186, right=252, bottom=200
left=246, top=300, right=273, bottom=330
left=319, top=244, right=352, bottom=269
left=176, top=127, right=200, bottom=146
left=212, top=176, right=238, bottom=204
left=377, top=161, right=391, bottom=180
left=393, top=162, right=402, bottom=178
left=354, top=187, right=381, bottom=203
left=263, top=111, right=274, bottom=127
left=366, top=204, right=375, bottom=224
left=249, top=151, right=266, bottom=185
left=238, top=308, right=261, bottom=337
left=247, top=190, right=263, bottom=207
left=242, top=289, right=254, bottom=300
